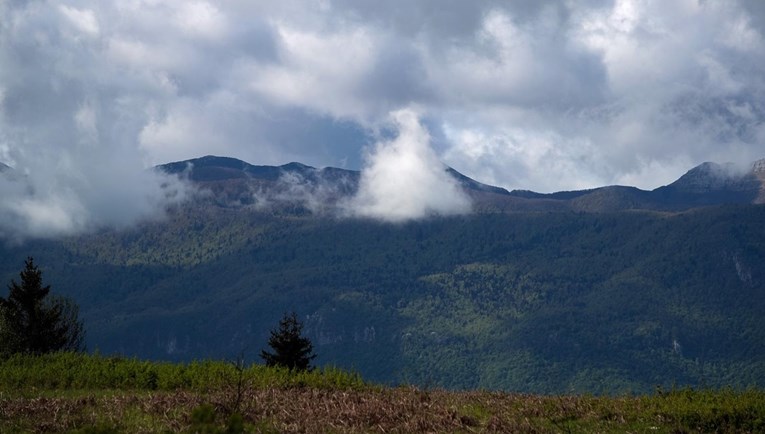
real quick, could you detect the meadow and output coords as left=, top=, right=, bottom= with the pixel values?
left=0, top=353, right=763, bottom=433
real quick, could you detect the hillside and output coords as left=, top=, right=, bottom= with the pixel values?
left=0, top=157, right=764, bottom=393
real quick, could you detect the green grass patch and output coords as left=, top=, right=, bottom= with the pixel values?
left=645, top=387, right=765, bottom=432
left=0, top=352, right=365, bottom=395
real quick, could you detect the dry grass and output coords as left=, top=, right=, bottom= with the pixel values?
left=5, top=385, right=761, bottom=433
left=2, top=355, right=762, bottom=432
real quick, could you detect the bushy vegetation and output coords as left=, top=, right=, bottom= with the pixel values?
left=0, top=352, right=364, bottom=393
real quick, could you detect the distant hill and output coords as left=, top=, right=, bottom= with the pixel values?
left=0, top=155, right=764, bottom=394
left=506, top=159, right=765, bottom=211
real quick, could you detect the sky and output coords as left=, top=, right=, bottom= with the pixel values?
left=1, top=0, right=765, bottom=234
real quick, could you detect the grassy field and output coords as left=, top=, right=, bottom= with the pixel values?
left=0, top=353, right=764, bottom=433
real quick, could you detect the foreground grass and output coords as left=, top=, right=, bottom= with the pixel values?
left=0, top=354, right=763, bottom=433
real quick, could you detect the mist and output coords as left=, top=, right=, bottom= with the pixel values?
left=0, top=157, right=189, bottom=241
left=348, top=109, right=471, bottom=222
left=0, top=1, right=194, bottom=241
left=252, top=169, right=356, bottom=215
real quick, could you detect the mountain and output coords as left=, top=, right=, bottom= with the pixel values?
left=0, top=156, right=764, bottom=394
left=158, top=155, right=515, bottom=211
left=652, top=161, right=763, bottom=206
left=505, top=159, right=765, bottom=212
left=157, top=156, right=765, bottom=213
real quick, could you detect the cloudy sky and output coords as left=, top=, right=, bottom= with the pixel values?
left=1, top=0, right=765, bottom=234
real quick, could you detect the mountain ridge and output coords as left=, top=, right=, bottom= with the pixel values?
left=157, top=155, right=765, bottom=213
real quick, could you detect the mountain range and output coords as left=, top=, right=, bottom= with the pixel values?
left=158, top=155, right=765, bottom=213
left=0, top=155, right=764, bottom=394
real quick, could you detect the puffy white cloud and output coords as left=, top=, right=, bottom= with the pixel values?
left=349, top=109, right=471, bottom=221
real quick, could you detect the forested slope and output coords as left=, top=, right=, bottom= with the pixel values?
left=1, top=203, right=763, bottom=393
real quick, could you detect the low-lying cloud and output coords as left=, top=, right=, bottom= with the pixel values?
left=0, top=1, right=193, bottom=241
left=250, top=169, right=355, bottom=215
left=0, top=159, right=189, bottom=241
left=348, top=109, right=471, bottom=222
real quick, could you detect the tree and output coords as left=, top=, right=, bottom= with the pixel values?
left=260, top=312, right=316, bottom=371
left=0, top=257, right=84, bottom=355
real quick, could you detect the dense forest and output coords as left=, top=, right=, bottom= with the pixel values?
left=1, top=201, right=763, bottom=394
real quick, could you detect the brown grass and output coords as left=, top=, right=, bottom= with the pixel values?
left=3, top=385, right=764, bottom=433
left=0, top=386, right=673, bottom=433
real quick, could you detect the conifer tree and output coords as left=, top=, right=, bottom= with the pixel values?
left=0, top=257, right=84, bottom=355
left=260, top=312, right=316, bottom=371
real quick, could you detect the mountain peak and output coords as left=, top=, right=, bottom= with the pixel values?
left=280, top=162, right=314, bottom=172
left=195, top=155, right=249, bottom=168
left=664, top=161, right=756, bottom=193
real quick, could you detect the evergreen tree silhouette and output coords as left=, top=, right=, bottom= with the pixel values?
left=0, top=257, right=84, bottom=355
left=261, top=312, right=315, bottom=371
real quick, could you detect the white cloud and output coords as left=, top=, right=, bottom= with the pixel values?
left=245, top=23, right=378, bottom=119
left=0, top=1, right=191, bottom=240
left=442, top=124, right=607, bottom=192
left=349, top=109, right=471, bottom=221
left=2, top=0, right=765, bottom=233
left=59, top=5, right=99, bottom=36
left=174, top=1, right=227, bottom=40
left=434, top=0, right=765, bottom=191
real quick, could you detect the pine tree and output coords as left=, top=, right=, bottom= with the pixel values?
left=0, top=257, right=84, bottom=355
left=260, top=312, right=316, bottom=371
